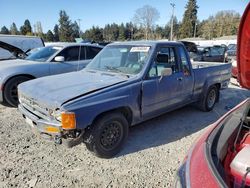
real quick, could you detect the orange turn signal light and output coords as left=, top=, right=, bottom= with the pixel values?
left=61, top=112, right=76, bottom=130
left=45, top=126, right=60, bottom=133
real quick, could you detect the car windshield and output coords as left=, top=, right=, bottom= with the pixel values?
left=86, top=45, right=151, bottom=75
left=25, top=46, right=62, bottom=62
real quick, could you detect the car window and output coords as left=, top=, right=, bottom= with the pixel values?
left=148, top=47, right=178, bottom=77
left=80, top=46, right=86, bottom=60
left=86, top=47, right=102, bottom=59
left=56, top=46, right=80, bottom=61
left=179, top=47, right=191, bottom=76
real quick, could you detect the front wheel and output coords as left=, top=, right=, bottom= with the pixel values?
left=3, top=76, right=31, bottom=107
left=199, top=85, right=219, bottom=112
left=84, top=112, right=129, bottom=158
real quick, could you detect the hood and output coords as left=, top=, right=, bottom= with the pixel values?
left=237, top=2, right=250, bottom=89
left=18, top=69, right=128, bottom=108
left=0, top=41, right=26, bottom=59
left=0, top=59, right=39, bottom=68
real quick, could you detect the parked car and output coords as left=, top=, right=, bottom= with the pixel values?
left=0, top=41, right=28, bottom=60
left=176, top=98, right=250, bottom=188
left=195, top=45, right=228, bottom=62
left=0, top=34, right=44, bottom=60
left=0, top=43, right=103, bottom=107
left=18, top=41, right=231, bottom=158
left=237, top=2, right=250, bottom=89
left=179, top=41, right=201, bottom=61
left=225, top=46, right=237, bottom=78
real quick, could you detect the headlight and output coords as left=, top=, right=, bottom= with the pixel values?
left=51, top=110, right=62, bottom=121
left=232, top=59, right=237, bottom=67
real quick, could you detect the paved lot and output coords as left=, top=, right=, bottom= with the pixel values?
left=0, top=79, right=250, bottom=188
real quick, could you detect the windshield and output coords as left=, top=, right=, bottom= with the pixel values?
left=86, top=45, right=151, bottom=75
left=25, top=46, right=62, bottom=62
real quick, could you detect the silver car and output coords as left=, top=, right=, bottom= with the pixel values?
left=0, top=43, right=103, bottom=107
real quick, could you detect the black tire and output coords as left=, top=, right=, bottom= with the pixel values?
left=84, top=112, right=129, bottom=158
left=3, top=76, right=31, bottom=107
left=199, top=85, right=218, bottom=112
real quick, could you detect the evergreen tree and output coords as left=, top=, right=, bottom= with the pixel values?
left=46, top=30, right=54, bottom=41
left=118, top=23, right=126, bottom=41
left=53, top=24, right=59, bottom=41
left=71, top=21, right=80, bottom=39
left=58, top=10, right=74, bottom=42
left=10, top=23, right=19, bottom=35
left=179, top=0, right=198, bottom=39
left=20, top=19, right=32, bottom=35
left=0, top=26, right=10, bottom=34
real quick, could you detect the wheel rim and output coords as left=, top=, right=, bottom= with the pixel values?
left=207, top=89, right=216, bottom=109
left=9, top=82, right=20, bottom=103
left=100, top=121, right=123, bottom=151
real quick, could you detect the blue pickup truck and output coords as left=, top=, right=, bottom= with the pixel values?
left=18, top=41, right=231, bottom=158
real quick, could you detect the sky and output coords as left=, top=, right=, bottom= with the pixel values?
left=0, top=0, right=248, bottom=33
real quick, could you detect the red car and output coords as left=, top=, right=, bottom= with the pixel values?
left=176, top=99, right=250, bottom=187
left=238, top=3, right=250, bottom=89
left=176, top=3, right=250, bottom=187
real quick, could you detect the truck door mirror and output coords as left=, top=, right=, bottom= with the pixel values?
left=54, top=56, right=65, bottom=62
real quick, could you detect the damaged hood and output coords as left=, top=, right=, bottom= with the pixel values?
left=18, top=69, right=128, bottom=108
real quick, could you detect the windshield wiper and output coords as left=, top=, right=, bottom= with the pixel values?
left=105, top=66, right=122, bottom=73
left=104, top=66, right=130, bottom=78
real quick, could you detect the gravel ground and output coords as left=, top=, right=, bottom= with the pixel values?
left=0, top=79, right=250, bottom=188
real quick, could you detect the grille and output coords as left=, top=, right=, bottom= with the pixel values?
left=19, top=93, right=52, bottom=121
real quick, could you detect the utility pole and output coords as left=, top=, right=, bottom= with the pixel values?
left=193, top=21, right=197, bottom=38
left=77, top=19, right=82, bottom=36
left=170, top=3, right=175, bottom=41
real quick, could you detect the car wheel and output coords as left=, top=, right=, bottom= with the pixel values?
left=4, top=76, right=31, bottom=107
left=200, top=85, right=218, bottom=112
left=84, top=112, right=129, bottom=158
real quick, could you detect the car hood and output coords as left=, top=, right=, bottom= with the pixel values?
left=18, top=69, right=129, bottom=108
left=0, top=59, right=38, bottom=68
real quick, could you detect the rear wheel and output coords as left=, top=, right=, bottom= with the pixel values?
left=199, top=85, right=218, bottom=112
left=84, top=112, right=129, bottom=158
left=4, top=76, right=31, bottom=107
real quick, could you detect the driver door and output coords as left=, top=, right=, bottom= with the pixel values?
left=141, top=46, right=184, bottom=119
left=50, top=46, right=80, bottom=75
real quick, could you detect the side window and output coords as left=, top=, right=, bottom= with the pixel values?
left=86, top=47, right=102, bottom=59
left=148, top=47, right=179, bottom=77
left=56, top=46, right=80, bottom=61
left=80, top=46, right=86, bottom=60
left=179, top=47, right=191, bottom=76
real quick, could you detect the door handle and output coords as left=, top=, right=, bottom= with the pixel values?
left=177, top=77, right=183, bottom=81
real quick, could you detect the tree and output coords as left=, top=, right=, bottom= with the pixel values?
left=53, top=24, right=59, bottom=41
left=46, top=30, right=54, bottom=41
left=179, top=0, right=198, bottom=39
left=133, top=5, right=160, bottom=39
left=58, top=10, right=74, bottom=42
left=71, top=21, right=80, bottom=39
left=20, top=19, right=32, bottom=35
left=118, top=23, right=126, bottom=41
left=0, top=26, right=10, bottom=34
left=10, top=23, right=19, bottom=35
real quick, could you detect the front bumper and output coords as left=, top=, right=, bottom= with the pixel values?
left=18, top=104, right=62, bottom=139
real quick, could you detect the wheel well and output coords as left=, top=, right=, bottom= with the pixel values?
left=4, top=74, right=36, bottom=86
left=92, top=107, right=133, bottom=126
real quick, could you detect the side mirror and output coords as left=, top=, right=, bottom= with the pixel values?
left=54, top=56, right=65, bottom=62
left=156, top=53, right=169, bottom=63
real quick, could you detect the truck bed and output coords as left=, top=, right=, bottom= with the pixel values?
left=191, top=61, right=232, bottom=99
left=192, top=61, right=231, bottom=69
